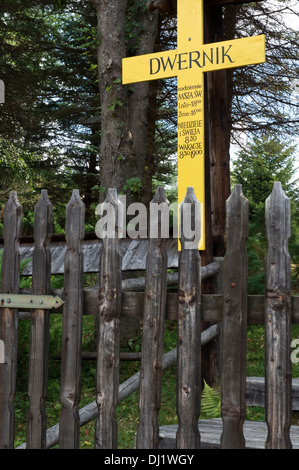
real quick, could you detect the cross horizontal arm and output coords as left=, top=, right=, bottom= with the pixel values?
left=122, top=35, right=265, bottom=85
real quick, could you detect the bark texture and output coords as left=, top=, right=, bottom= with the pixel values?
left=94, top=0, right=159, bottom=203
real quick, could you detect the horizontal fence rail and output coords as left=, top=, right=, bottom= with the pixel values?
left=0, top=183, right=298, bottom=449
left=14, top=290, right=299, bottom=324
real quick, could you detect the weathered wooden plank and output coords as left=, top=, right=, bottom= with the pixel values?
left=16, top=289, right=299, bottom=325
left=58, top=190, right=85, bottom=449
left=158, top=418, right=299, bottom=450
left=0, top=192, right=22, bottom=448
left=135, top=187, right=169, bottom=449
left=3, top=237, right=180, bottom=274
left=3, top=232, right=219, bottom=277
left=26, top=191, right=52, bottom=449
left=246, top=377, right=299, bottom=411
left=81, top=351, right=141, bottom=361
left=95, top=189, right=123, bottom=449
left=176, top=188, right=201, bottom=449
left=221, top=184, right=249, bottom=449
left=121, top=261, right=220, bottom=291
left=265, top=182, right=292, bottom=449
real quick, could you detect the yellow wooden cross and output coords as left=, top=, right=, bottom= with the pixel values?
left=122, top=0, right=265, bottom=249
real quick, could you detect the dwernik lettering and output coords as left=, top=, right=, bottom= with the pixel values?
left=149, top=45, right=235, bottom=75
left=222, top=45, right=235, bottom=63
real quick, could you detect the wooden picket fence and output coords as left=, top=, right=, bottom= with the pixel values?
left=0, top=182, right=298, bottom=449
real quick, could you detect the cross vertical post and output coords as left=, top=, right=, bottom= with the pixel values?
left=177, top=0, right=205, bottom=247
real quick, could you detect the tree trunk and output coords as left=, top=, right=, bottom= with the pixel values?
left=223, top=3, right=241, bottom=138
left=93, top=0, right=159, bottom=203
left=205, top=3, right=231, bottom=258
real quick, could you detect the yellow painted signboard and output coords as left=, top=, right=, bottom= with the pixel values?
left=122, top=0, right=265, bottom=250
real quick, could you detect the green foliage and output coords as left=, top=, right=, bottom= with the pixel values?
left=231, top=135, right=298, bottom=217
left=125, top=0, right=147, bottom=55
left=201, top=381, right=221, bottom=419
left=0, top=139, right=36, bottom=196
left=163, top=320, right=177, bottom=351
left=0, top=1, right=100, bottom=217
left=246, top=326, right=265, bottom=377
left=246, top=224, right=266, bottom=295
left=108, top=98, right=123, bottom=113
left=0, top=251, right=32, bottom=287
left=232, top=134, right=299, bottom=294
left=123, top=177, right=142, bottom=195
left=54, top=0, right=67, bottom=7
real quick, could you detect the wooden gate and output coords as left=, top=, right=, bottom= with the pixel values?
left=0, top=182, right=298, bottom=449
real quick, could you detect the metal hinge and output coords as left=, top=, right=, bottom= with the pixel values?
left=0, top=294, right=64, bottom=310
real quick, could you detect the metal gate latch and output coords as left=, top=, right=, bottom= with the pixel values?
left=0, top=294, right=64, bottom=310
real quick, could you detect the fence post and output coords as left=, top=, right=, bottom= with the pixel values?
left=265, top=181, right=292, bottom=449
left=26, top=190, right=53, bottom=448
left=0, top=192, right=22, bottom=448
left=220, top=184, right=248, bottom=449
left=59, top=190, right=85, bottom=448
left=176, top=187, right=201, bottom=449
left=135, top=187, right=169, bottom=449
left=95, top=188, right=123, bottom=449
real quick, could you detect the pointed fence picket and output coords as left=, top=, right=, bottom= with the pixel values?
left=176, top=187, right=201, bottom=449
left=0, top=182, right=297, bottom=449
left=265, top=181, right=292, bottom=449
left=0, top=192, right=22, bottom=449
left=0, top=191, right=22, bottom=449
left=95, top=188, right=123, bottom=449
left=59, top=189, right=85, bottom=449
left=135, top=187, right=169, bottom=449
left=220, top=184, right=249, bottom=448
left=26, top=190, right=52, bottom=449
